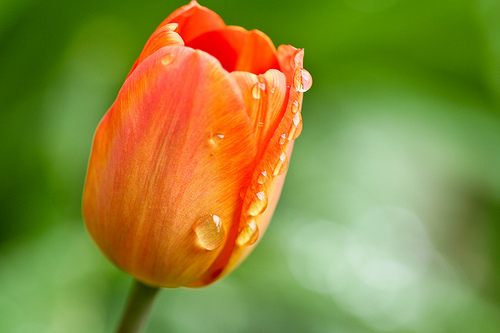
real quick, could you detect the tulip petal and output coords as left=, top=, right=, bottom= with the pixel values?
left=186, top=26, right=247, bottom=74
left=234, top=29, right=280, bottom=75
left=128, top=23, right=184, bottom=78
left=83, top=46, right=257, bottom=287
left=185, top=69, right=287, bottom=287
left=160, top=0, right=226, bottom=44
left=222, top=142, right=294, bottom=276
left=277, top=45, right=303, bottom=86
left=187, top=27, right=279, bottom=75
left=230, top=69, right=288, bottom=158
left=198, top=48, right=309, bottom=283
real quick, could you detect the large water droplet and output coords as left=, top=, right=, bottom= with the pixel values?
left=161, top=54, right=175, bottom=66
left=274, top=152, right=289, bottom=176
left=291, top=100, right=300, bottom=114
left=247, top=191, right=268, bottom=216
left=293, top=68, right=312, bottom=92
left=194, top=214, right=225, bottom=250
left=257, top=171, right=268, bottom=185
left=237, top=220, right=259, bottom=246
left=288, top=113, right=303, bottom=140
left=251, top=81, right=266, bottom=99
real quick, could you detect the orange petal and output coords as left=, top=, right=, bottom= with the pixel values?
left=186, top=26, right=247, bottom=73
left=127, top=23, right=184, bottom=78
left=277, top=44, right=302, bottom=86
left=230, top=69, right=288, bottom=158
left=83, top=45, right=257, bottom=287
left=234, top=29, right=280, bottom=75
left=204, top=48, right=309, bottom=283
left=223, top=142, right=295, bottom=276
left=187, top=27, right=280, bottom=75
left=160, top=0, right=226, bottom=44
left=186, top=69, right=287, bottom=287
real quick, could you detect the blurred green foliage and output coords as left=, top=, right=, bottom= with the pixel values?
left=1, top=0, right=500, bottom=332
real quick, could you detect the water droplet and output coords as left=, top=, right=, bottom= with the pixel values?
left=247, top=191, right=268, bottom=216
left=287, top=113, right=303, bottom=140
left=194, top=214, right=225, bottom=250
left=293, top=68, right=312, bottom=92
left=258, top=121, right=264, bottom=127
left=212, top=133, right=225, bottom=141
left=291, top=100, right=300, bottom=114
left=270, top=87, right=276, bottom=94
left=208, top=133, right=225, bottom=148
left=274, top=152, right=289, bottom=176
left=237, top=220, right=259, bottom=246
left=251, top=81, right=266, bottom=99
left=161, top=54, right=175, bottom=66
left=278, top=133, right=286, bottom=145
left=257, top=171, right=267, bottom=184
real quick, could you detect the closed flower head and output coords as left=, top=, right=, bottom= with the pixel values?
left=82, top=0, right=311, bottom=288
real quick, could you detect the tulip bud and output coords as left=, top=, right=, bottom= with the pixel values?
left=82, top=0, right=311, bottom=288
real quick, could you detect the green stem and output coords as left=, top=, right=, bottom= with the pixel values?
left=116, top=279, right=161, bottom=333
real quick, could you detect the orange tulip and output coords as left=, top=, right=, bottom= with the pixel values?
left=82, top=0, right=311, bottom=288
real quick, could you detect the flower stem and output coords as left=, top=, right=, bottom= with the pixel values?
left=116, top=279, right=161, bottom=333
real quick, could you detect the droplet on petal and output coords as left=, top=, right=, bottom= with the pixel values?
left=237, top=220, right=259, bottom=246
left=257, top=171, right=268, bottom=185
left=195, top=214, right=225, bottom=250
left=211, top=133, right=225, bottom=142
left=273, top=152, right=289, bottom=176
left=278, top=133, right=286, bottom=145
left=208, top=133, right=225, bottom=150
left=251, top=81, right=266, bottom=99
left=161, top=54, right=175, bottom=66
left=291, top=100, right=299, bottom=114
left=287, top=113, right=303, bottom=140
left=247, top=190, right=268, bottom=216
left=293, top=68, right=312, bottom=92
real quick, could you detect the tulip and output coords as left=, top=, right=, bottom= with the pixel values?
left=83, top=0, right=311, bottom=289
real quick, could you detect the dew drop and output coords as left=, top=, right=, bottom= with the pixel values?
left=251, top=81, right=266, bottom=99
left=258, top=121, right=264, bottom=127
left=278, top=133, right=286, bottom=145
left=208, top=133, right=225, bottom=148
left=293, top=68, right=313, bottom=92
left=274, top=152, right=289, bottom=176
left=161, top=54, right=175, bottom=66
left=237, top=220, right=259, bottom=246
left=247, top=191, right=268, bottom=216
left=257, top=171, right=268, bottom=185
left=287, top=113, right=303, bottom=140
left=270, top=87, right=276, bottom=94
left=208, top=133, right=224, bottom=156
left=194, top=214, right=225, bottom=250
left=291, top=100, right=300, bottom=114
left=212, top=133, right=225, bottom=141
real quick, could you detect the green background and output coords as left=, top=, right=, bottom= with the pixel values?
left=1, top=0, right=500, bottom=332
